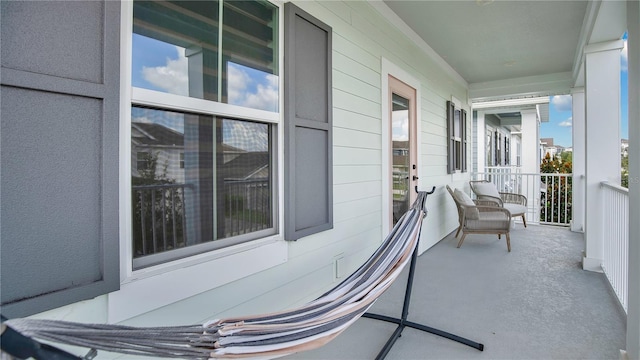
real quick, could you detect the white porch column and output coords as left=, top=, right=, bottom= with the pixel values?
left=520, top=109, right=539, bottom=174
left=583, top=40, right=624, bottom=272
left=520, top=109, right=540, bottom=222
left=571, top=87, right=585, bottom=233
left=476, top=111, right=486, bottom=174
left=626, top=1, right=640, bottom=358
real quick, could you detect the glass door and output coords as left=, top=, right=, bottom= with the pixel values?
left=389, top=76, right=417, bottom=225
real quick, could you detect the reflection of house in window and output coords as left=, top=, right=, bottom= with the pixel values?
left=392, top=141, right=409, bottom=192
left=131, top=122, right=185, bottom=183
left=221, top=151, right=270, bottom=224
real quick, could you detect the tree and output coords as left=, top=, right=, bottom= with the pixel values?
left=622, top=154, right=629, bottom=188
left=132, top=151, right=185, bottom=258
left=540, top=153, right=572, bottom=224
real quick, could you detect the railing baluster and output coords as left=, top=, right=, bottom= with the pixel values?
left=171, top=187, right=177, bottom=250
left=600, top=181, right=629, bottom=313
left=162, top=189, right=167, bottom=252
left=139, top=190, right=146, bottom=255
left=151, top=189, right=157, bottom=254
left=181, top=187, right=187, bottom=245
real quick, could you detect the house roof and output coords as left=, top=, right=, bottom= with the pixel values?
left=132, top=122, right=184, bottom=147
left=223, top=152, right=269, bottom=180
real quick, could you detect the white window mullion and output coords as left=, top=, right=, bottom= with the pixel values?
left=131, top=87, right=279, bottom=124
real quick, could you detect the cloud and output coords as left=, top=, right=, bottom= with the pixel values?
left=227, top=63, right=279, bottom=112
left=621, top=38, right=628, bottom=71
left=392, top=110, right=409, bottom=141
left=141, top=46, right=189, bottom=96
left=558, top=121, right=572, bottom=127
left=551, top=95, right=572, bottom=112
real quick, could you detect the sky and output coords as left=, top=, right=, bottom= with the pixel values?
left=131, top=33, right=279, bottom=113
left=540, top=34, right=629, bottom=148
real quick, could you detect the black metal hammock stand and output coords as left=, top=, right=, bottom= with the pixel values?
left=1, top=186, right=483, bottom=360
left=362, top=187, right=484, bottom=359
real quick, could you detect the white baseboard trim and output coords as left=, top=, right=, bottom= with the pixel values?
left=582, top=256, right=603, bottom=273
left=619, top=349, right=628, bottom=360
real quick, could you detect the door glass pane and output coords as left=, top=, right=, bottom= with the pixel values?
left=392, top=93, right=410, bottom=224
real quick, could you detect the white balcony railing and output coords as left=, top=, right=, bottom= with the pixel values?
left=472, top=170, right=573, bottom=226
left=601, top=181, right=629, bottom=313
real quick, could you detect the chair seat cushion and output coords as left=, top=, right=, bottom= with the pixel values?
left=504, top=203, right=526, bottom=216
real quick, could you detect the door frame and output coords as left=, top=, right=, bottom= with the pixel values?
left=381, top=58, right=422, bottom=237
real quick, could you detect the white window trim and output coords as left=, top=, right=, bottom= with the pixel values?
left=115, top=0, right=287, bottom=323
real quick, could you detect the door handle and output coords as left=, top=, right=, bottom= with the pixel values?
left=413, top=175, right=419, bottom=181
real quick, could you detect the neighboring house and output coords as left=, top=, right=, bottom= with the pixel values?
left=473, top=99, right=549, bottom=175
left=540, top=137, right=566, bottom=161
left=622, top=138, right=629, bottom=157
left=132, top=122, right=186, bottom=183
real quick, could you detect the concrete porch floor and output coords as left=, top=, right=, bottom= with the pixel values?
left=285, top=224, right=626, bottom=360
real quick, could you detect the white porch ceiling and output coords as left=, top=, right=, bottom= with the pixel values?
left=382, top=0, right=590, bottom=101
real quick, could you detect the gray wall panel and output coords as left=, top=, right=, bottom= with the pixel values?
left=284, top=3, right=333, bottom=241
left=0, top=1, right=104, bottom=83
left=294, top=128, right=329, bottom=230
left=1, top=87, right=103, bottom=302
left=293, top=15, right=328, bottom=123
left=0, top=0, right=120, bottom=317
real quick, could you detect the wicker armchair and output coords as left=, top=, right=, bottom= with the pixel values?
left=446, top=185, right=512, bottom=252
left=469, top=180, right=528, bottom=228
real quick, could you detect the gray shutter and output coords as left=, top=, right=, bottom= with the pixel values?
left=446, top=101, right=455, bottom=174
left=284, top=3, right=333, bottom=241
left=461, top=109, right=468, bottom=172
left=1, top=1, right=120, bottom=317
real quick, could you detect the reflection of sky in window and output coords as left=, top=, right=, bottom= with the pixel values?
left=227, top=62, right=278, bottom=112
left=392, top=110, right=409, bottom=141
left=131, top=35, right=278, bottom=112
left=132, top=34, right=188, bottom=95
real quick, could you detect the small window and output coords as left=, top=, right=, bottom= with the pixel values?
left=447, top=101, right=466, bottom=173
left=137, top=151, right=151, bottom=171
left=486, top=128, right=493, bottom=167
left=504, top=137, right=510, bottom=166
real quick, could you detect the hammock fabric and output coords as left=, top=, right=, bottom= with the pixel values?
left=4, top=192, right=429, bottom=360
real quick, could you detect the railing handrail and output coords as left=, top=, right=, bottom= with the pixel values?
left=133, top=183, right=192, bottom=190
left=601, top=181, right=629, bottom=195
left=474, top=172, right=573, bottom=177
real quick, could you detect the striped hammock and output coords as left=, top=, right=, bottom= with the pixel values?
left=4, top=192, right=429, bottom=360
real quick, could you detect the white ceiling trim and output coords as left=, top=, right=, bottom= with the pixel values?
left=572, top=1, right=600, bottom=86
left=473, top=96, right=549, bottom=110
left=368, top=1, right=468, bottom=88
left=469, top=72, right=573, bottom=102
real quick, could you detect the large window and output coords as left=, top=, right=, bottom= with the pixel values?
left=131, top=0, right=278, bottom=269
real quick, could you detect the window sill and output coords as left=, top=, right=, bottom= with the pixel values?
left=108, top=237, right=288, bottom=323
